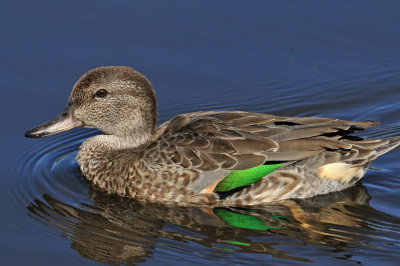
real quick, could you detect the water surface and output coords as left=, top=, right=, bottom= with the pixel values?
left=1, top=0, right=400, bottom=264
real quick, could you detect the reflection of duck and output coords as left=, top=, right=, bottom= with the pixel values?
left=27, top=184, right=400, bottom=264
left=25, top=66, right=400, bottom=205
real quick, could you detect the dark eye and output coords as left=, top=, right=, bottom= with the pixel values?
left=95, top=89, right=108, bottom=98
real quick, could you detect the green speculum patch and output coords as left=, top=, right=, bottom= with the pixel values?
left=214, top=163, right=283, bottom=192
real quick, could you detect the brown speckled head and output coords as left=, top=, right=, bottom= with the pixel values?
left=25, top=66, right=157, bottom=142
left=69, top=66, right=157, bottom=137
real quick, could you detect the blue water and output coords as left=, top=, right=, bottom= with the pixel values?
left=1, top=0, right=400, bottom=264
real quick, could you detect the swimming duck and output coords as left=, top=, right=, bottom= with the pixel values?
left=25, top=66, right=400, bottom=206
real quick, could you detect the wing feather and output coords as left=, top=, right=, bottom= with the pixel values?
left=140, top=111, right=379, bottom=194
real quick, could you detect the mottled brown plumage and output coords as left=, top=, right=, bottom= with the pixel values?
left=25, top=66, right=400, bottom=206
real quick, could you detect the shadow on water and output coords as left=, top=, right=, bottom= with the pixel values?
left=27, top=183, right=400, bottom=264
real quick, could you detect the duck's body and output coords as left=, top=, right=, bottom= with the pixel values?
left=26, top=66, right=400, bottom=206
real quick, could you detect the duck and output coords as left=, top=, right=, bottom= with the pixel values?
left=25, top=66, right=400, bottom=206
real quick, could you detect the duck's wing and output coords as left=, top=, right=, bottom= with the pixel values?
left=141, top=111, right=378, bottom=195
left=145, top=111, right=284, bottom=170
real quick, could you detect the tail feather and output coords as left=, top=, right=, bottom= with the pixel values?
left=221, top=135, right=400, bottom=206
left=375, top=136, right=400, bottom=156
left=353, top=120, right=380, bottom=129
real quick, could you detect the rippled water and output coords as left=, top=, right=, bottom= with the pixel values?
left=2, top=0, right=400, bottom=264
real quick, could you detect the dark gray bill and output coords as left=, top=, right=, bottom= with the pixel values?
left=25, top=105, right=82, bottom=138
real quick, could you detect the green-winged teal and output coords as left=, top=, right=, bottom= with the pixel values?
left=25, top=66, right=400, bottom=206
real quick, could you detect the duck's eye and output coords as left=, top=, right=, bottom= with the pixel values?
left=95, top=89, right=108, bottom=98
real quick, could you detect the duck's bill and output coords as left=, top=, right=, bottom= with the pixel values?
left=25, top=105, right=83, bottom=138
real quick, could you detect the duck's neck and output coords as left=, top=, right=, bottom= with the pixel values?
left=84, top=133, right=154, bottom=151
left=76, top=133, right=153, bottom=199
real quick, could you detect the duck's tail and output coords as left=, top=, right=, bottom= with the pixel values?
left=373, top=136, right=400, bottom=157
left=220, top=135, right=400, bottom=206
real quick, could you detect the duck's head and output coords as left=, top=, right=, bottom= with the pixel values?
left=25, top=66, right=157, bottom=142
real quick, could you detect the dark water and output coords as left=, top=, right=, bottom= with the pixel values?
left=2, top=0, right=400, bottom=264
